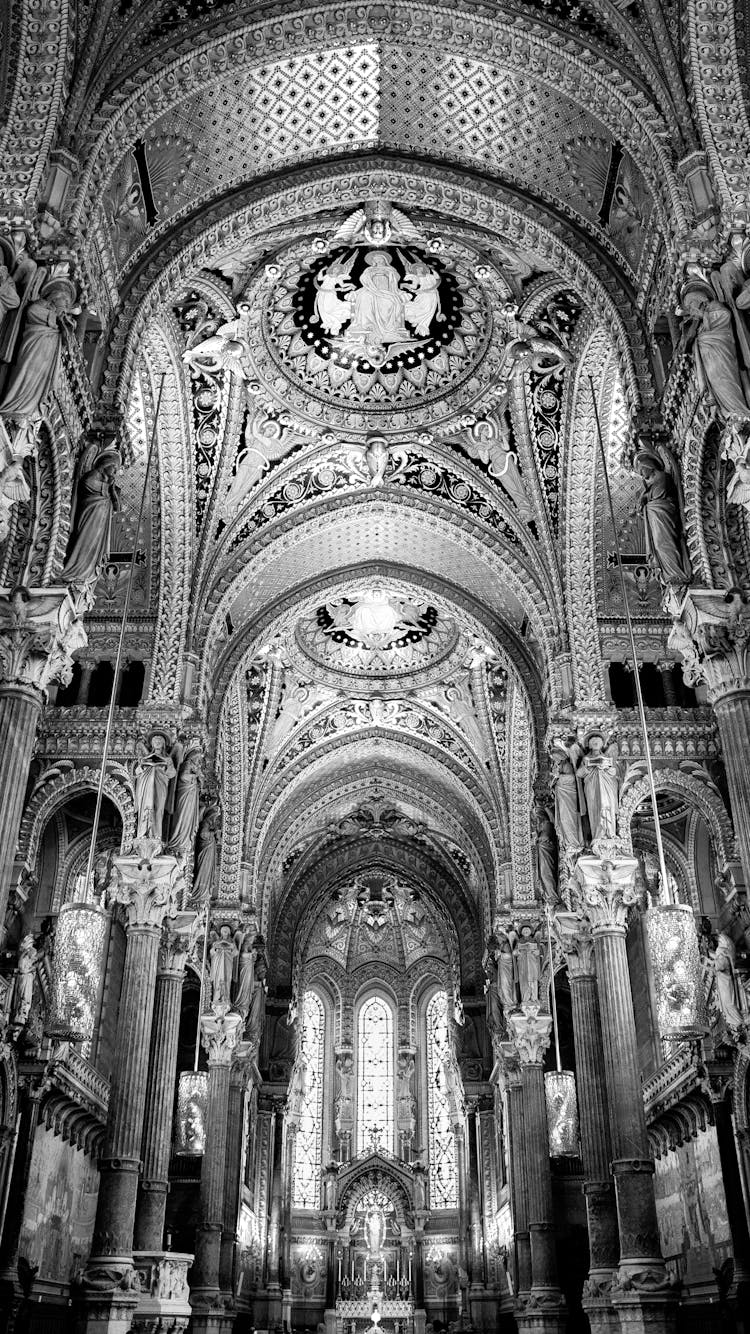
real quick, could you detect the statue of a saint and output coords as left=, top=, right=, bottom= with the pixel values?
left=365, top=1207, right=386, bottom=1256
left=396, top=1051, right=416, bottom=1134
left=335, top=1052, right=354, bottom=1132
left=635, top=450, right=692, bottom=588
left=133, top=732, right=177, bottom=847
left=11, top=932, right=37, bottom=1028
left=484, top=947, right=503, bottom=1032
left=209, top=924, right=238, bottom=1013
left=713, top=932, right=745, bottom=1030
left=0, top=278, right=77, bottom=421
left=495, top=927, right=517, bottom=1010
left=247, top=951, right=267, bottom=1043
left=681, top=285, right=750, bottom=422
left=516, top=926, right=540, bottom=1004
left=345, top=252, right=411, bottom=344
left=167, top=746, right=203, bottom=858
left=0, top=263, right=20, bottom=330
left=192, top=804, right=220, bottom=902
left=550, top=742, right=584, bottom=854
left=62, top=447, right=121, bottom=585
left=578, top=731, right=620, bottom=845
left=533, top=804, right=559, bottom=902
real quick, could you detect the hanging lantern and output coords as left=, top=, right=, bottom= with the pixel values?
left=174, top=1070, right=209, bottom=1155
left=544, top=1070, right=579, bottom=1158
left=48, top=901, right=108, bottom=1041
left=644, top=903, right=706, bottom=1039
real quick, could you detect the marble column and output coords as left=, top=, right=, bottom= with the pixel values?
left=466, top=1103, right=485, bottom=1290
left=501, top=1053, right=532, bottom=1298
left=190, top=1010, right=243, bottom=1334
left=82, top=854, right=183, bottom=1334
left=704, top=1072, right=750, bottom=1314
left=556, top=914, right=619, bottom=1334
left=673, top=592, right=750, bottom=887
left=506, top=1010, right=564, bottom=1334
left=0, top=587, right=86, bottom=922
left=576, top=856, right=675, bottom=1334
left=219, top=1041, right=255, bottom=1299
left=134, top=915, right=195, bottom=1251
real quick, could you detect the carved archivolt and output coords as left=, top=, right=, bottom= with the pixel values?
left=618, top=766, right=734, bottom=868
left=18, top=766, right=135, bottom=869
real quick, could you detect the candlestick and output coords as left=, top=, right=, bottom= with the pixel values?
left=338, top=1256, right=342, bottom=1283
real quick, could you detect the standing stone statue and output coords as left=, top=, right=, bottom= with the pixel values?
left=550, top=741, right=584, bottom=854
left=0, top=261, right=20, bottom=330
left=0, top=277, right=77, bottom=421
left=11, top=932, right=37, bottom=1028
left=209, top=924, right=238, bottom=1013
left=61, top=447, right=121, bottom=585
left=713, top=932, right=745, bottom=1031
left=533, top=803, right=559, bottom=902
left=233, top=930, right=258, bottom=1019
left=635, top=449, right=692, bottom=588
left=133, top=732, right=177, bottom=847
left=495, top=925, right=518, bottom=1010
left=335, top=1052, right=354, bottom=1134
left=167, top=746, right=203, bottom=858
left=516, top=925, right=540, bottom=1004
left=396, top=1051, right=416, bottom=1136
left=247, top=950, right=267, bottom=1043
left=578, top=730, right=620, bottom=845
left=681, top=284, right=750, bottom=422
left=191, top=804, right=220, bottom=902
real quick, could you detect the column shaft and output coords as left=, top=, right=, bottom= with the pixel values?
left=133, top=966, right=184, bottom=1251
left=219, top=1064, right=247, bottom=1296
left=568, top=973, right=619, bottom=1275
left=0, top=685, right=42, bottom=920
left=506, top=1079, right=532, bottom=1296
left=712, top=1096, right=750, bottom=1294
left=521, top=1063, right=559, bottom=1295
left=192, top=1061, right=232, bottom=1298
left=92, top=923, right=162, bottom=1257
left=593, top=927, right=663, bottom=1271
left=713, top=692, right=750, bottom=889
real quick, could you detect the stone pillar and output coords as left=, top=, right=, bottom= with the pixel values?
left=506, top=1010, right=564, bottom=1334
left=190, top=1010, right=243, bottom=1334
left=656, top=662, right=677, bottom=707
left=673, top=592, right=750, bottom=887
left=466, top=1103, right=485, bottom=1290
left=266, top=1103, right=284, bottom=1299
left=134, top=915, right=195, bottom=1251
left=0, top=587, right=86, bottom=920
left=576, top=856, right=675, bottom=1333
left=703, top=1071, right=750, bottom=1316
left=219, top=1042, right=255, bottom=1299
left=82, top=854, right=183, bottom=1334
left=77, top=658, right=95, bottom=705
left=501, top=1054, right=532, bottom=1298
left=556, top=914, right=619, bottom=1334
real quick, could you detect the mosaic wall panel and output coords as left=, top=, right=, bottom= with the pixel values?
left=653, top=1126, right=731, bottom=1284
left=19, top=1126, right=99, bottom=1283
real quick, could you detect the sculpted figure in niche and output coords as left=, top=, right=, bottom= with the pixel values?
left=550, top=741, right=584, bottom=855
left=335, top=1052, right=354, bottom=1132
left=533, top=803, right=559, bottom=903
left=192, top=804, right=220, bottom=903
left=681, top=283, right=750, bottom=423
left=713, top=932, right=745, bottom=1031
left=0, top=278, right=77, bottom=421
left=246, top=950, right=267, bottom=1043
left=635, top=450, right=692, bottom=588
left=11, top=932, right=37, bottom=1027
left=62, top=447, right=121, bottom=586
left=209, top=924, right=238, bottom=1013
left=167, top=746, right=203, bottom=858
left=495, top=925, right=518, bottom=1010
left=578, top=730, right=619, bottom=845
left=396, top=1051, right=416, bottom=1134
left=134, top=732, right=178, bottom=847
left=232, top=931, right=258, bottom=1019
left=484, top=944, right=503, bottom=1033
left=516, top=925, right=540, bottom=1004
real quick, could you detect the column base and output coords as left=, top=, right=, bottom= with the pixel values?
left=413, top=1310, right=427, bottom=1334
left=582, top=1270, right=618, bottom=1334
left=324, top=1309, right=337, bottom=1334
left=515, top=1297, right=566, bottom=1334
left=189, top=1309, right=235, bottom=1334
left=78, top=1258, right=141, bottom=1334
left=131, top=1252, right=192, bottom=1334
left=612, top=1281, right=677, bottom=1334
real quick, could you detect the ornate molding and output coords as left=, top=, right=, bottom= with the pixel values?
left=110, top=853, right=183, bottom=930
left=0, top=585, right=87, bottom=695
left=574, top=855, right=639, bottom=931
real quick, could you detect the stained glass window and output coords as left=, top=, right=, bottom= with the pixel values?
left=292, top=990, right=325, bottom=1209
left=357, top=995, right=394, bottom=1154
left=426, top=990, right=458, bottom=1209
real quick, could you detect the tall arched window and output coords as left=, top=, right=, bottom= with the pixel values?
left=426, top=989, right=458, bottom=1209
left=357, top=995, right=394, bottom=1154
left=292, top=990, right=325, bottom=1209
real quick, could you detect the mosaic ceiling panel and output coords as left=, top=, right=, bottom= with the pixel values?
left=99, top=45, right=654, bottom=276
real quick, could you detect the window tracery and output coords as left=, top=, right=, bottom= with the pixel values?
left=357, top=995, right=395, bottom=1154
left=292, top=989, right=325, bottom=1209
left=426, top=989, right=458, bottom=1209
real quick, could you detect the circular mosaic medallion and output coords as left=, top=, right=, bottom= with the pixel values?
left=264, top=240, right=490, bottom=414
left=295, top=587, right=459, bottom=681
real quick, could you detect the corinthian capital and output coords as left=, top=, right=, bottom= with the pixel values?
left=506, top=1006, right=552, bottom=1065
left=669, top=589, right=750, bottom=702
left=159, top=911, right=197, bottom=975
left=574, top=855, right=638, bottom=931
left=201, top=1010, right=243, bottom=1065
left=554, top=911, right=596, bottom=978
left=0, top=585, right=87, bottom=694
left=110, top=853, right=183, bottom=930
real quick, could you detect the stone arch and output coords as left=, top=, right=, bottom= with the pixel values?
left=618, top=766, right=735, bottom=868
left=18, top=765, right=135, bottom=869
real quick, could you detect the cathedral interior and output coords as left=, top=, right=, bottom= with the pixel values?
left=3, top=4, right=750, bottom=1334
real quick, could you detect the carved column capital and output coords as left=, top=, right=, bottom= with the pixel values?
left=0, top=586, right=87, bottom=695
left=506, top=1006, right=553, bottom=1065
left=110, top=854, right=184, bottom=931
left=200, top=1010, right=243, bottom=1065
left=669, top=588, right=750, bottom=703
left=574, top=856, right=639, bottom=932
left=554, top=911, right=596, bottom=978
left=158, top=911, right=197, bottom=975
